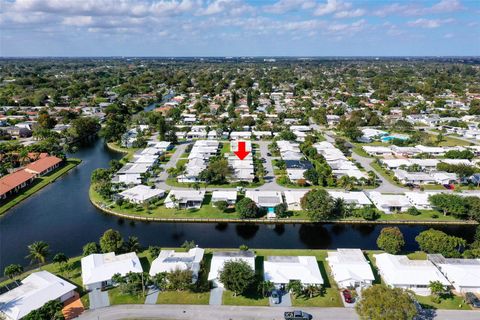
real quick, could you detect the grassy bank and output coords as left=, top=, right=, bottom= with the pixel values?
left=0, top=158, right=82, bottom=215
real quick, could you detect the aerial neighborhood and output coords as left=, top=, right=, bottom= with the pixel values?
left=1, top=57, right=480, bottom=319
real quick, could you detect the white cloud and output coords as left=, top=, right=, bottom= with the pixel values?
left=263, top=0, right=316, bottom=14
left=407, top=18, right=454, bottom=28
left=374, top=0, right=463, bottom=17
left=334, top=8, right=365, bottom=18
left=314, top=0, right=351, bottom=16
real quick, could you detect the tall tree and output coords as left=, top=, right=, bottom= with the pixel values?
left=376, top=227, right=405, bottom=254
left=26, top=241, right=50, bottom=266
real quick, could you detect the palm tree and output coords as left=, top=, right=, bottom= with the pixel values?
left=429, top=280, right=446, bottom=302
left=4, top=264, right=24, bottom=279
left=259, top=280, right=275, bottom=297
left=304, top=284, right=321, bottom=298
left=286, top=280, right=303, bottom=298
left=333, top=198, right=346, bottom=218
left=126, top=236, right=141, bottom=253
left=367, top=171, right=377, bottom=187
left=26, top=241, right=50, bottom=267
left=52, top=252, right=69, bottom=265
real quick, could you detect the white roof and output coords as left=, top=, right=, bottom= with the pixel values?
left=81, top=252, right=143, bottom=286
left=328, top=191, right=372, bottom=206
left=327, top=249, right=375, bottom=281
left=0, top=271, right=76, bottom=320
left=164, top=190, right=206, bottom=205
left=245, top=190, right=283, bottom=207
left=283, top=190, right=309, bottom=205
left=362, top=146, right=393, bottom=154
left=211, top=190, right=237, bottom=202
left=119, top=185, right=165, bottom=202
left=149, top=247, right=205, bottom=277
left=374, top=253, right=450, bottom=287
left=327, top=249, right=375, bottom=283
left=404, top=191, right=443, bottom=207
left=208, top=251, right=255, bottom=281
left=367, top=192, right=411, bottom=209
left=264, top=256, right=323, bottom=285
left=437, top=260, right=480, bottom=288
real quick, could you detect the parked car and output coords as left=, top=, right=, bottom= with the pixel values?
left=267, top=152, right=272, bottom=156
left=443, top=184, right=455, bottom=190
left=342, top=289, right=354, bottom=303
left=271, top=289, right=281, bottom=304
left=284, top=310, right=312, bottom=320
left=465, top=292, right=480, bottom=308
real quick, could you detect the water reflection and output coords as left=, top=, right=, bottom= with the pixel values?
left=299, top=224, right=332, bottom=248
left=236, top=224, right=260, bottom=240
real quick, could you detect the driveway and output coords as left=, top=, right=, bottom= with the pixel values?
left=269, top=291, right=292, bottom=307
left=88, top=289, right=110, bottom=309
left=209, top=287, right=223, bottom=305
left=144, top=287, right=160, bottom=304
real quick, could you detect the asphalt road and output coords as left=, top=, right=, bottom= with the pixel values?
left=78, top=304, right=480, bottom=320
left=78, top=305, right=358, bottom=320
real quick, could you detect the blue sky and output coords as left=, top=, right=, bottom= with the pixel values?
left=1, top=0, right=479, bottom=57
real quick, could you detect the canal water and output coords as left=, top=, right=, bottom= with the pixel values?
left=0, top=139, right=476, bottom=271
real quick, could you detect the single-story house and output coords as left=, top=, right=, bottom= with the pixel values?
left=164, top=190, right=206, bottom=209
left=404, top=191, right=443, bottom=210
left=362, top=146, right=393, bottom=157
left=264, top=256, right=323, bottom=288
left=208, top=251, right=256, bottom=287
left=211, top=190, right=237, bottom=206
left=367, top=191, right=412, bottom=213
left=117, top=185, right=165, bottom=204
left=0, top=271, right=76, bottom=320
left=81, top=252, right=143, bottom=290
left=326, top=249, right=375, bottom=289
left=149, top=247, right=205, bottom=283
left=147, top=141, right=173, bottom=152
left=327, top=191, right=372, bottom=208
left=428, top=254, right=480, bottom=293
left=0, top=169, right=35, bottom=200
left=244, top=190, right=283, bottom=218
left=283, top=190, right=309, bottom=211
left=374, top=253, right=450, bottom=296
left=24, top=156, right=62, bottom=177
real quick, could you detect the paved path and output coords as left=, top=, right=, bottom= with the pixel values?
left=144, top=288, right=160, bottom=304
left=78, top=304, right=358, bottom=320
left=269, top=292, right=291, bottom=307
left=88, top=290, right=110, bottom=310
left=78, top=304, right=480, bottom=320
left=209, top=287, right=224, bottom=305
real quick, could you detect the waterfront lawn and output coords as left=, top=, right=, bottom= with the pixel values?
left=157, top=291, right=210, bottom=305
left=221, top=142, right=230, bottom=156
left=108, top=287, right=146, bottom=305
left=0, top=158, right=82, bottom=215
left=377, top=211, right=460, bottom=222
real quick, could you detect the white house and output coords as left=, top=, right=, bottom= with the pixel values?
left=327, top=191, right=372, bottom=208
left=0, top=271, right=76, bottom=320
left=118, top=185, right=165, bottom=204
left=367, top=192, right=412, bottom=213
left=244, top=190, right=283, bottom=218
left=374, top=253, right=450, bottom=296
left=81, top=252, right=143, bottom=290
left=211, top=190, right=237, bottom=206
left=149, top=247, right=205, bottom=283
left=263, top=256, right=323, bottom=288
left=326, top=249, right=375, bottom=289
left=283, top=190, right=309, bottom=211
left=164, top=190, right=206, bottom=209
left=404, top=191, right=443, bottom=210
left=208, top=251, right=256, bottom=287
left=428, top=254, right=480, bottom=293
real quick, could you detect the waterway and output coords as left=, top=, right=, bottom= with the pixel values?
left=0, top=139, right=476, bottom=272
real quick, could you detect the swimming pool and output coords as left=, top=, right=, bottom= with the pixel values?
left=381, top=135, right=408, bottom=142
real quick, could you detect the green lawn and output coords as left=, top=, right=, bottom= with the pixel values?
left=222, top=290, right=269, bottom=306
left=108, top=287, right=146, bottom=305
left=437, top=136, right=473, bottom=147
left=378, top=211, right=460, bottom=222
left=157, top=291, right=210, bottom=304
left=407, top=251, right=427, bottom=260
left=221, top=142, right=231, bottom=155
left=415, top=294, right=471, bottom=310
left=0, top=158, right=82, bottom=215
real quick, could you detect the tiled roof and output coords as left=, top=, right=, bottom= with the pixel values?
left=0, top=169, right=35, bottom=195
left=25, top=156, right=62, bottom=174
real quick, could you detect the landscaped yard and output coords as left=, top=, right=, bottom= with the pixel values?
left=156, top=291, right=210, bottom=304
left=0, top=158, right=82, bottom=215
left=415, top=294, right=471, bottom=310
left=222, top=290, right=269, bottom=306
left=108, top=287, right=146, bottom=304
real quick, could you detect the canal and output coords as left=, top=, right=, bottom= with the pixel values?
left=0, top=139, right=476, bottom=271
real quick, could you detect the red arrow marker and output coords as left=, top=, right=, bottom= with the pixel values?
left=234, top=141, right=250, bottom=160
